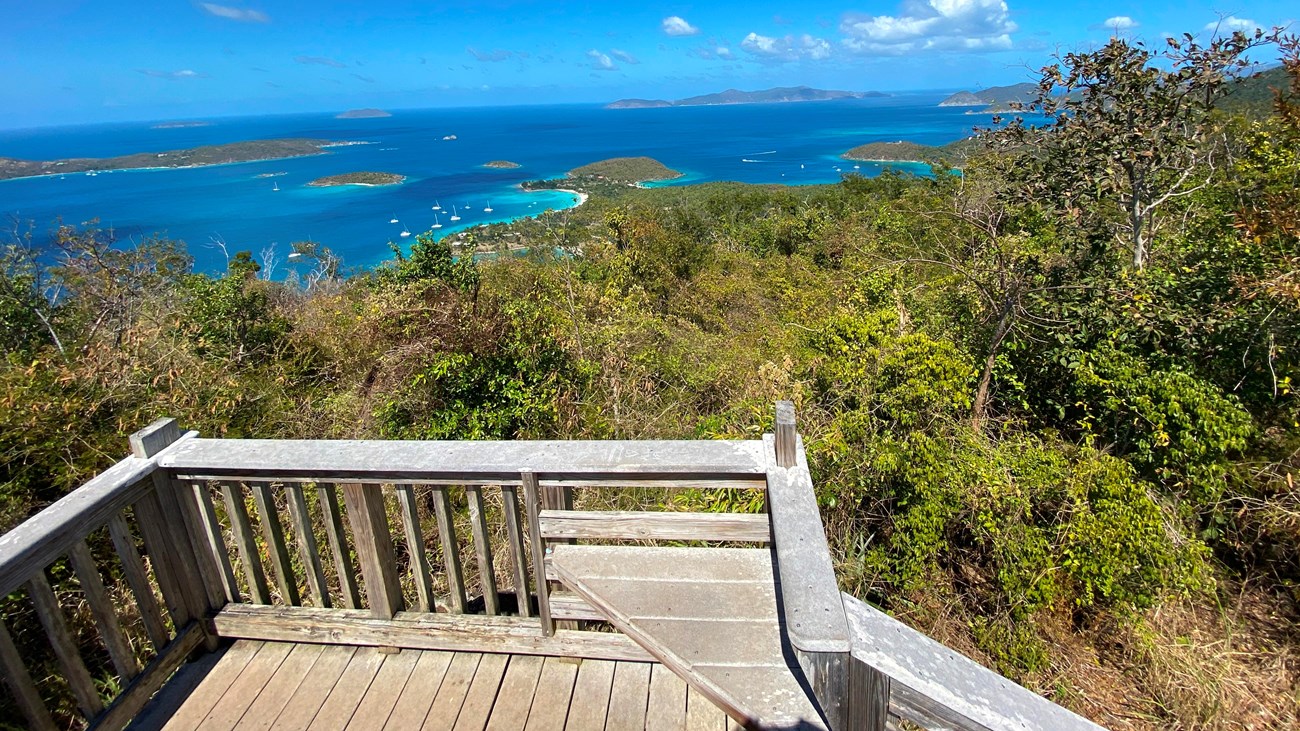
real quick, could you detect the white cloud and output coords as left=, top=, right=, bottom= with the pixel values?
left=1101, top=16, right=1138, bottom=30
left=1205, top=16, right=1258, bottom=32
left=587, top=49, right=617, bottom=71
left=138, top=69, right=205, bottom=79
left=662, top=16, right=700, bottom=36
left=840, top=0, right=1018, bottom=55
left=199, top=3, right=269, bottom=23
left=741, top=33, right=832, bottom=62
left=717, top=47, right=734, bottom=59
left=611, top=49, right=640, bottom=65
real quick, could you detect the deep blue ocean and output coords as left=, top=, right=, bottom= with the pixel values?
left=0, top=92, right=984, bottom=275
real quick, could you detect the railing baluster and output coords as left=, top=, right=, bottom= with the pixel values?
left=250, top=481, right=300, bottom=606
left=189, top=482, right=241, bottom=603
left=0, top=617, right=57, bottom=731
left=131, top=491, right=197, bottom=627
left=285, top=485, right=331, bottom=608
left=68, top=539, right=141, bottom=681
left=341, top=483, right=404, bottom=618
left=220, top=483, right=271, bottom=605
left=394, top=484, right=436, bottom=612
left=521, top=471, right=553, bottom=636
left=318, top=484, right=362, bottom=609
left=500, top=483, right=532, bottom=618
left=431, top=486, right=467, bottom=613
left=27, top=571, right=103, bottom=718
left=465, top=486, right=499, bottom=615
left=107, top=511, right=171, bottom=649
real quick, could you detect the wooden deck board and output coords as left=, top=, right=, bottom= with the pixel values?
left=136, top=641, right=733, bottom=731
left=549, top=545, right=826, bottom=730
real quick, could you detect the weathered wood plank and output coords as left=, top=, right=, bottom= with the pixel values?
left=500, top=484, right=532, bottom=619
left=523, top=657, right=579, bottom=731
left=27, top=571, right=102, bottom=718
left=484, top=654, right=545, bottom=731
left=647, top=663, right=688, bottom=731
left=685, top=683, right=728, bottom=731
left=563, top=658, right=614, bottom=731
left=221, top=483, right=271, bottom=605
left=161, top=639, right=262, bottom=730
left=423, top=653, right=481, bottom=730
left=774, top=401, right=796, bottom=469
left=265, top=645, right=357, bottom=731
left=0, top=428, right=192, bottom=598
left=210, top=604, right=654, bottom=661
left=431, top=487, right=468, bottom=614
left=107, top=511, right=171, bottom=649
left=132, top=489, right=198, bottom=629
left=0, top=617, right=57, bottom=731
left=538, top=510, right=771, bottom=543
left=68, top=539, right=140, bottom=681
left=841, top=593, right=1105, bottom=731
left=346, top=647, right=422, bottom=730
left=465, top=487, right=499, bottom=616
left=160, top=439, right=770, bottom=483
left=286, top=485, right=331, bottom=608
left=170, top=476, right=228, bottom=612
left=250, top=482, right=301, bottom=606
left=234, top=642, right=327, bottom=731
left=849, top=654, right=890, bottom=731
left=383, top=650, right=454, bottom=731
left=195, top=640, right=294, bottom=730
left=94, top=621, right=206, bottom=731
left=549, top=592, right=604, bottom=622
left=309, top=646, right=386, bottom=730
left=342, top=483, right=404, bottom=618
left=395, top=484, right=437, bottom=613
left=452, top=651, right=508, bottom=731
left=522, top=472, right=552, bottom=636
left=604, top=661, right=651, bottom=731
left=318, top=485, right=362, bottom=609
left=190, top=482, right=241, bottom=604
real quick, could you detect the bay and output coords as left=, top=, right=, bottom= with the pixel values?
left=0, top=92, right=984, bottom=274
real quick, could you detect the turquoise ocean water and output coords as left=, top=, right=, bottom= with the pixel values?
left=0, top=92, right=982, bottom=274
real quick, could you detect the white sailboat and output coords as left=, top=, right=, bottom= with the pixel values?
left=432, top=214, right=443, bottom=230
left=400, top=224, right=411, bottom=238
left=483, top=201, right=493, bottom=213
left=449, top=205, right=461, bottom=222
left=389, top=215, right=399, bottom=224
left=432, top=200, right=442, bottom=211
left=272, top=181, right=279, bottom=191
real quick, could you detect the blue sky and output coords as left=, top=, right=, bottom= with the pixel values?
left=0, top=1, right=1293, bottom=129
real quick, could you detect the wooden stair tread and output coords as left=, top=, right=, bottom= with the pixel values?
left=549, top=545, right=826, bottom=730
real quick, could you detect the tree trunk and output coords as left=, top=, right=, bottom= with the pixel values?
left=972, top=297, right=1015, bottom=432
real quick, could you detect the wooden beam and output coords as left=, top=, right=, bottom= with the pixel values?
left=68, top=540, right=140, bottom=681
left=249, top=482, right=300, bottom=606
left=189, top=482, right=240, bottom=604
left=27, top=571, right=102, bottom=718
left=106, top=512, right=170, bottom=650
left=209, top=604, right=654, bottom=662
left=317, top=485, right=361, bottom=609
left=394, top=484, right=436, bottom=613
left=522, top=472, right=552, bottom=636
left=0, top=617, right=57, bottom=731
left=501, top=484, right=532, bottom=618
left=465, top=486, right=499, bottom=615
left=430, top=487, right=468, bottom=613
left=538, top=510, right=771, bottom=543
left=89, top=622, right=205, bottom=731
left=774, top=401, right=796, bottom=469
left=159, top=438, right=770, bottom=483
left=285, top=484, right=330, bottom=608
left=341, top=483, right=404, bottom=618
left=220, top=483, right=271, bottom=605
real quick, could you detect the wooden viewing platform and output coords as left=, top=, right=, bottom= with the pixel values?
left=0, top=403, right=1104, bottom=730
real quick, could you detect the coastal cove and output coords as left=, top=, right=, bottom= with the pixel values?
left=0, top=94, right=981, bottom=274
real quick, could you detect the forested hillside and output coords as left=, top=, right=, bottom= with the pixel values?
left=2, top=32, right=1298, bottom=729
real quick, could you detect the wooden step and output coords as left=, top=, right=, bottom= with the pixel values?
left=549, top=545, right=827, bottom=730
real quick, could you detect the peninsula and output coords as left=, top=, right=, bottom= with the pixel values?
left=307, top=171, right=405, bottom=187
left=607, top=86, right=887, bottom=109
left=0, top=138, right=345, bottom=182
left=938, top=83, right=1038, bottom=112
left=483, top=160, right=522, bottom=169
left=522, top=156, right=682, bottom=198
left=336, top=108, right=391, bottom=119
left=841, top=138, right=978, bottom=165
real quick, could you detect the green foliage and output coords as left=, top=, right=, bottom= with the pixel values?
left=383, top=231, right=480, bottom=291
left=179, top=261, right=289, bottom=364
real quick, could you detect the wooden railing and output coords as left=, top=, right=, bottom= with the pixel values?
left=0, top=406, right=1104, bottom=731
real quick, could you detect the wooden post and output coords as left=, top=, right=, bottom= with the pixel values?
left=341, top=483, right=404, bottom=618
left=318, top=485, right=362, bottom=609
left=848, top=656, right=889, bottom=731
left=521, top=471, right=553, bottom=636
left=465, top=486, right=499, bottom=615
left=501, top=484, right=533, bottom=618
left=775, top=400, right=797, bottom=468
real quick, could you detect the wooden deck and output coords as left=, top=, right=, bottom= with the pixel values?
left=129, top=640, right=740, bottom=731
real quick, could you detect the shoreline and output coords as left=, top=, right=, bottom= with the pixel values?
left=0, top=150, right=333, bottom=184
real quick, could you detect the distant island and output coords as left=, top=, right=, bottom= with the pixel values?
left=522, top=157, right=682, bottom=198
left=483, top=160, right=522, bottom=169
left=607, top=86, right=888, bottom=109
left=336, top=108, right=391, bottom=119
left=307, top=171, right=405, bottom=187
left=841, top=139, right=978, bottom=165
left=0, top=138, right=347, bottom=182
left=152, top=121, right=212, bottom=129
left=938, top=83, right=1039, bottom=112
